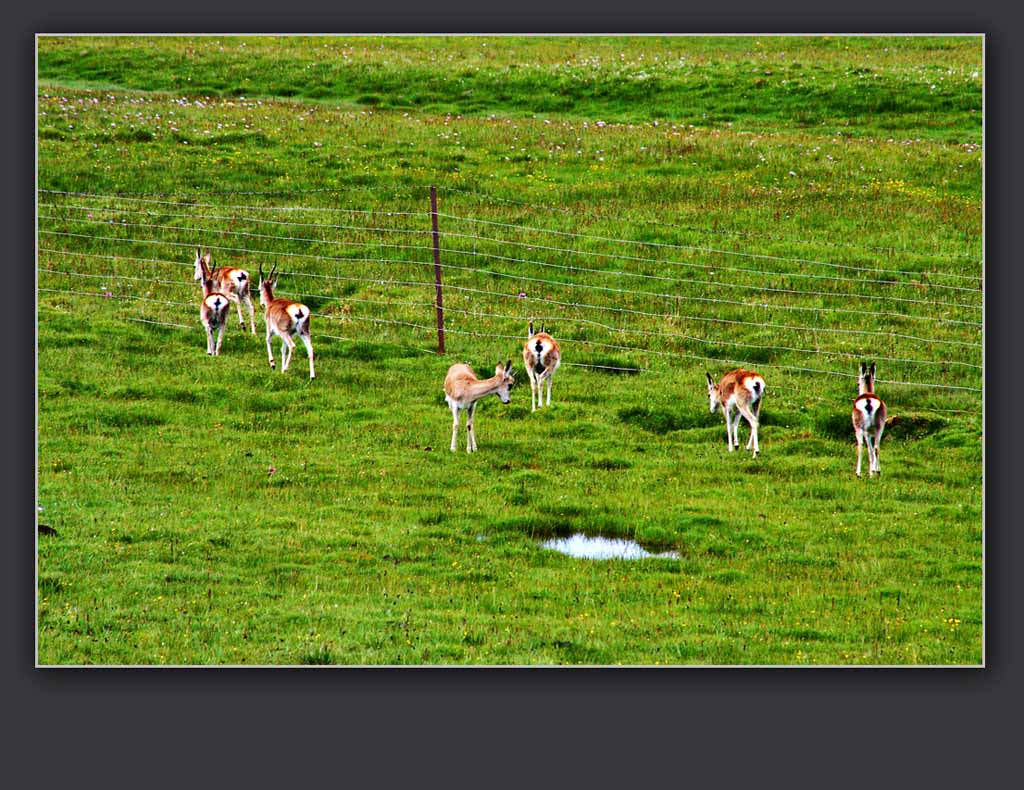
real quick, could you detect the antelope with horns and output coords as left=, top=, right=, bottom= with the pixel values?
left=199, top=278, right=230, bottom=356
left=443, top=360, right=515, bottom=453
left=852, top=361, right=887, bottom=477
left=706, top=368, right=766, bottom=457
left=258, top=263, right=315, bottom=380
left=523, top=321, right=561, bottom=412
left=193, top=248, right=257, bottom=335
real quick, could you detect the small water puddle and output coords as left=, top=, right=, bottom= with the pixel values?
left=540, top=533, right=679, bottom=561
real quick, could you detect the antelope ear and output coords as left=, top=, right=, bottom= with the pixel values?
left=528, top=321, right=534, bottom=337
left=203, top=253, right=212, bottom=265
left=504, top=359, right=512, bottom=373
left=541, top=322, right=546, bottom=333
left=706, top=372, right=714, bottom=386
left=869, top=362, right=876, bottom=376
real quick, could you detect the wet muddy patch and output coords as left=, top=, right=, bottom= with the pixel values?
left=540, top=533, right=679, bottom=561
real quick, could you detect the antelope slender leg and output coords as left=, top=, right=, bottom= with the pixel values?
left=742, top=413, right=759, bottom=455
left=546, top=374, right=553, bottom=406
left=205, top=325, right=214, bottom=355
left=752, top=397, right=762, bottom=455
left=244, top=293, right=257, bottom=334
left=738, top=403, right=758, bottom=455
left=855, top=429, right=864, bottom=477
left=281, top=336, right=295, bottom=372
left=266, top=327, right=275, bottom=368
left=450, top=405, right=460, bottom=452
left=467, top=402, right=477, bottom=453
left=215, top=323, right=224, bottom=355
left=731, top=407, right=743, bottom=450
left=300, top=333, right=315, bottom=379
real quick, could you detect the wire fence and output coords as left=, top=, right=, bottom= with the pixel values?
left=37, top=185, right=984, bottom=403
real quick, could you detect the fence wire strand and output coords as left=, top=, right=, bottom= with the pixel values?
left=37, top=228, right=983, bottom=329
left=37, top=187, right=982, bottom=397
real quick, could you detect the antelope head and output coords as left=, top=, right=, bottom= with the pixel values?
left=193, top=247, right=212, bottom=283
left=706, top=372, right=722, bottom=413
left=258, top=263, right=279, bottom=307
left=858, top=361, right=876, bottom=395
left=494, top=360, right=515, bottom=403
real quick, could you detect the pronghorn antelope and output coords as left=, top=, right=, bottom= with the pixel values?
left=706, top=368, right=766, bottom=457
left=193, top=247, right=257, bottom=335
left=443, top=360, right=515, bottom=453
left=199, top=278, right=230, bottom=356
left=852, top=361, right=887, bottom=477
left=523, top=321, right=561, bottom=412
left=258, top=263, right=315, bottom=380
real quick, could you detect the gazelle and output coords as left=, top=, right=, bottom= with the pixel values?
left=523, top=321, right=561, bottom=412
left=852, top=361, right=887, bottom=477
left=199, top=278, right=230, bottom=356
left=193, top=247, right=257, bottom=335
left=706, top=368, right=766, bottom=457
left=258, top=263, right=315, bottom=380
left=443, top=360, right=515, bottom=453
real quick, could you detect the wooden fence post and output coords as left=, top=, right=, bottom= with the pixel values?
left=430, top=185, right=445, bottom=355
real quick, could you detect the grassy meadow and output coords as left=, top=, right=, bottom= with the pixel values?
left=36, top=35, right=983, bottom=665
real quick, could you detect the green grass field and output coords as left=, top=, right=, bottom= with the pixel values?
left=36, top=35, right=983, bottom=665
